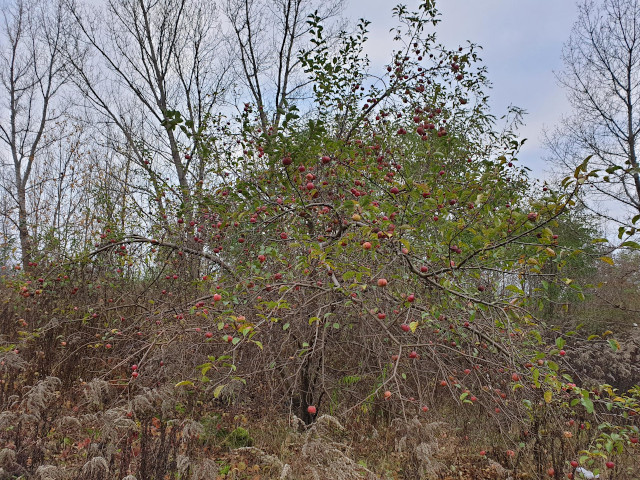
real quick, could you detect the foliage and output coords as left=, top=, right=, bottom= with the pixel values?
left=0, top=1, right=638, bottom=479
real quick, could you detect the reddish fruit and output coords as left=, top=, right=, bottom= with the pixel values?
left=420, top=265, right=428, bottom=273
left=377, top=278, right=388, bottom=287
left=421, top=405, right=429, bottom=412
left=390, top=186, right=399, bottom=194
left=407, top=294, right=415, bottom=303
left=527, top=212, right=538, bottom=222
left=105, top=343, right=111, bottom=349
left=547, top=467, right=555, bottom=477
left=630, top=437, right=638, bottom=444
left=479, top=450, right=486, bottom=456
left=363, top=242, right=372, bottom=250
left=409, top=351, right=418, bottom=359
left=321, top=156, right=331, bottom=164
left=213, top=293, right=222, bottom=302
left=606, top=461, right=614, bottom=469
left=282, top=156, right=292, bottom=165
left=440, top=380, right=447, bottom=387
left=391, top=355, right=399, bottom=362
left=511, top=373, right=520, bottom=382
left=570, top=461, right=578, bottom=468
left=258, top=254, right=266, bottom=263
left=307, top=405, right=317, bottom=414
left=205, top=331, right=213, bottom=338
left=280, top=232, right=288, bottom=240
left=384, top=390, right=392, bottom=399
left=378, top=313, right=386, bottom=319
left=306, top=182, right=315, bottom=190
left=559, top=350, right=566, bottom=356
left=131, top=372, right=138, bottom=378
left=464, top=369, right=471, bottom=375
left=401, top=324, right=411, bottom=332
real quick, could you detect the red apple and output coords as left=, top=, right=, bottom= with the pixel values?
left=377, top=278, right=388, bottom=287
left=307, top=405, right=317, bottom=414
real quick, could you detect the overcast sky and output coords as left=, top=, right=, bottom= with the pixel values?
left=344, top=0, right=580, bottom=181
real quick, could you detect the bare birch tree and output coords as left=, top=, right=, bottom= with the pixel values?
left=0, top=0, right=70, bottom=269
left=545, top=0, right=640, bottom=239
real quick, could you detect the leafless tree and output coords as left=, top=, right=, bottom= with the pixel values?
left=63, top=0, right=232, bottom=225
left=223, top=0, right=345, bottom=132
left=546, top=0, right=640, bottom=238
left=0, top=0, right=70, bottom=269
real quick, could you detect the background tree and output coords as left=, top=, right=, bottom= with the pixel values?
left=545, top=0, right=640, bottom=241
left=0, top=0, right=70, bottom=269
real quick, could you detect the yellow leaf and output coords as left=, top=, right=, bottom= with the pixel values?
left=544, top=390, right=553, bottom=404
left=410, top=321, right=419, bottom=333
left=545, top=248, right=556, bottom=257
left=174, top=380, right=194, bottom=388
left=599, top=256, right=614, bottom=266
left=213, top=384, right=225, bottom=399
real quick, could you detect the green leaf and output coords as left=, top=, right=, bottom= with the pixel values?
left=174, top=380, right=194, bottom=388
left=581, top=397, right=594, bottom=414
